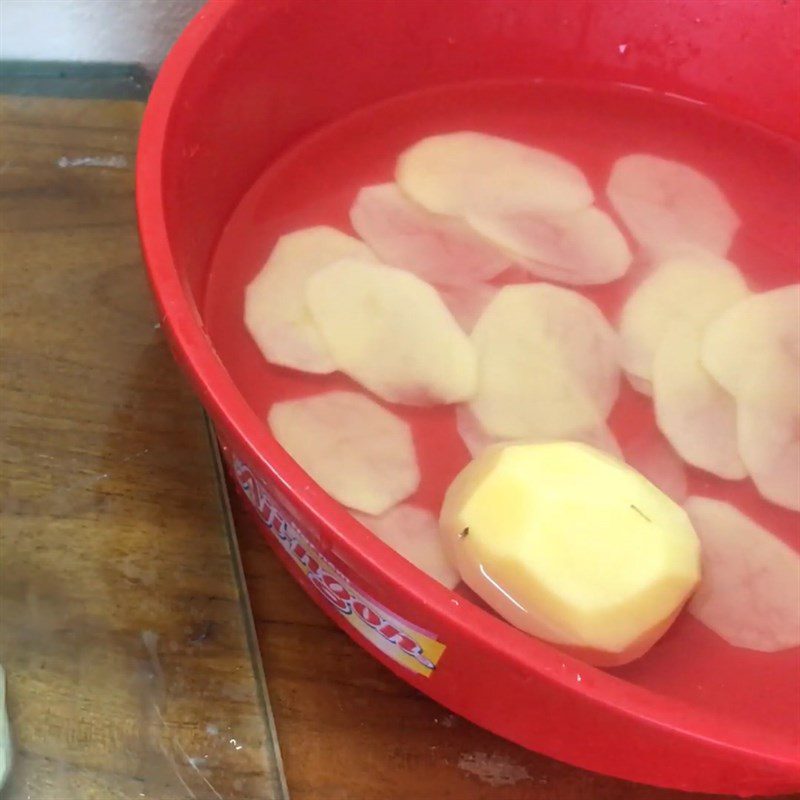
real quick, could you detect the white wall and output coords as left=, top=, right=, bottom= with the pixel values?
left=0, top=0, right=204, bottom=68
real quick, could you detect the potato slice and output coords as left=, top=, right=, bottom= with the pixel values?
left=701, top=284, right=800, bottom=400
left=737, top=361, right=800, bottom=512
left=455, top=405, right=622, bottom=460
left=607, top=154, right=740, bottom=257
left=350, top=183, right=509, bottom=286
left=469, top=284, right=619, bottom=439
left=622, top=434, right=688, bottom=504
left=653, top=323, right=746, bottom=480
left=245, top=226, right=377, bottom=373
left=685, top=497, right=800, bottom=652
left=355, top=505, right=459, bottom=589
left=268, top=391, right=419, bottom=515
left=397, top=132, right=593, bottom=218
left=469, top=206, right=632, bottom=286
left=440, top=442, right=701, bottom=664
left=307, top=259, right=477, bottom=405
left=439, top=284, right=498, bottom=333
left=618, top=253, right=749, bottom=384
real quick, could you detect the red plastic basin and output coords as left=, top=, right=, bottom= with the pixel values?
left=136, top=0, right=800, bottom=793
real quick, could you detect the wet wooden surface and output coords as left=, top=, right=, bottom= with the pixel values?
left=0, top=95, right=285, bottom=800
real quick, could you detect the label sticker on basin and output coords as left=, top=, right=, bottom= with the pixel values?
left=233, top=457, right=446, bottom=677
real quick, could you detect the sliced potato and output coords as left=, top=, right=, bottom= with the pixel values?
left=268, top=391, right=419, bottom=515
left=685, top=497, right=800, bottom=652
left=397, top=132, right=593, bottom=218
left=350, top=183, right=509, bottom=286
left=653, top=323, right=746, bottom=480
left=607, top=154, right=740, bottom=257
left=737, top=361, right=800, bottom=512
left=623, top=434, right=688, bottom=504
left=355, top=505, right=459, bottom=589
left=245, top=226, right=377, bottom=373
left=618, top=253, right=749, bottom=384
left=307, top=259, right=477, bottom=405
left=469, top=284, right=619, bottom=439
left=470, top=206, right=632, bottom=286
left=439, top=284, right=498, bottom=333
left=701, top=284, right=800, bottom=400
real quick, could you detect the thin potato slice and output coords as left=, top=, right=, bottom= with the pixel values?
left=268, top=391, right=419, bottom=515
left=439, top=284, right=498, bottom=333
left=397, top=132, right=593, bottom=218
left=701, top=284, right=800, bottom=400
left=685, top=497, right=800, bottom=652
left=469, top=284, right=619, bottom=440
left=618, top=253, right=749, bottom=384
left=653, top=323, right=746, bottom=480
left=245, top=226, right=377, bottom=373
left=737, top=362, right=800, bottom=512
left=607, top=154, right=740, bottom=257
left=355, top=505, right=459, bottom=589
left=307, top=259, right=477, bottom=405
left=622, top=434, right=688, bottom=504
left=470, top=206, right=632, bottom=286
left=350, top=183, right=509, bottom=286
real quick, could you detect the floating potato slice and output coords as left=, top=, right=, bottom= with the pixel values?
left=455, top=405, right=622, bottom=460
left=701, top=284, right=800, bottom=400
left=245, top=226, right=378, bottom=373
left=397, top=132, right=593, bottom=219
left=607, top=154, right=740, bottom=257
left=469, top=284, right=619, bottom=440
left=439, top=284, right=498, bottom=333
left=440, top=442, right=701, bottom=664
left=622, top=434, right=689, bottom=504
left=355, top=505, right=459, bottom=589
left=618, top=253, right=749, bottom=384
left=737, top=361, right=800, bottom=512
left=349, top=183, right=509, bottom=286
left=268, top=391, right=420, bottom=515
left=469, top=206, right=632, bottom=286
left=627, top=374, right=653, bottom=396
left=307, top=259, right=477, bottom=405
left=685, top=497, right=800, bottom=652
left=653, top=323, right=746, bottom=480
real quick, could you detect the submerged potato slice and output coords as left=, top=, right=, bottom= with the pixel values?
left=685, top=497, right=800, bottom=652
left=607, top=154, right=740, bottom=257
left=268, top=391, right=419, bottom=515
left=653, top=323, right=746, bottom=480
left=355, top=505, right=459, bottom=589
left=701, top=284, right=800, bottom=400
left=439, top=284, right=498, bottom=333
left=622, top=434, right=688, bottom=504
left=440, top=442, right=701, bottom=664
left=350, top=183, right=509, bottom=286
left=397, top=132, right=593, bottom=218
left=618, top=253, right=749, bottom=384
left=737, top=362, right=800, bottom=512
left=470, top=206, right=632, bottom=286
left=307, top=259, right=477, bottom=405
left=469, top=284, right=619, bottom=440
left=245, top=226, right=377, bottom=373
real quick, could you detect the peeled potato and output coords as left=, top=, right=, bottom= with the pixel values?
left=607, top=154, right=740, bottom=257
left=685, top=497, right=800, bottom=652
left=245, top=226, right=377, bottom=373
left=653, top=323, right=746, bottom=480
left=268, top=391, right=419, bottom=515
left=307, top=259, right=477, bottom=405
left=439, top=284, right=498, bottom=333
left=618, top=253, right=749, bottom=384
left=355, top=505, right=459, bottom=589
left=455, top=404, right=622, bottom=460
left=701, top=284, right=800, bottom=400
left=397, top=132, right=593, bottom=219
left=470, top=206, right=632, bottom=286
left=440, top=442, right=701, bottom=665
left=737, top=361, right=800, bottom=512
left=469, top=284, right=619, bottom=440
left=350, top=183, right=509, bottom=286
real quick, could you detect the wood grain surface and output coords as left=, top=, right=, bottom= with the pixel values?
left=0, top=95, right=285, bottom=800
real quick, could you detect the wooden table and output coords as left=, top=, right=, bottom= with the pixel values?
left=0, top=81, right=791, bottom=800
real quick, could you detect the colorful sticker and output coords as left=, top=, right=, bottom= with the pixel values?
left=233, top=457, right=446, bottom=677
